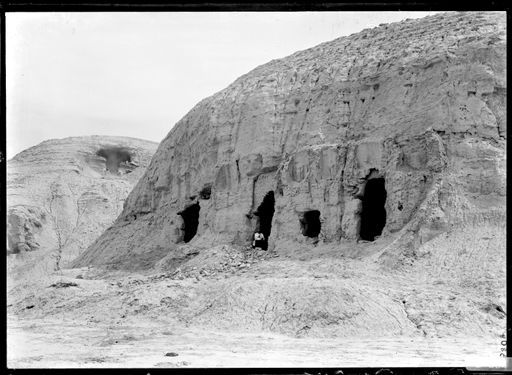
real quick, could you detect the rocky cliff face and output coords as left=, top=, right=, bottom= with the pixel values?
left=74, top=12, right=506, bottom=270
left=7, top=136, right=158, bottom=272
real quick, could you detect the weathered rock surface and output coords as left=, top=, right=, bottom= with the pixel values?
left=7, top=136, right=158, bottom=273
left=74, top=12, right=506, bottom=270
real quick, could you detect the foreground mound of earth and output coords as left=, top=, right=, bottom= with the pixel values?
left=8, top=221, right=505, bottom=367
left=7, top=136, right=158, bottom=287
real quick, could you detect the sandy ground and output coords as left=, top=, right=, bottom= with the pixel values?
left=7, top=223, right=506, bottom=368
left=7, top=316, right=504, bottom=368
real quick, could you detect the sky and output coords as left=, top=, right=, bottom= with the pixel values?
left=6, top=11, right=439, bottom=158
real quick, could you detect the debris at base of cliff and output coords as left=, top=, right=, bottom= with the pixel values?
left=155, top=244, right=275, bottom=279
left=49, top=281, right=79, bottom=288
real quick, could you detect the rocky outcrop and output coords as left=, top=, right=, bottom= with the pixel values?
left=7, top=136, right=158, bottom=270
left=74, top=12, right=506, bottom=270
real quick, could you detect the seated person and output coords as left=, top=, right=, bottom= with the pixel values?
left=252, top=232, right=266, bottom=250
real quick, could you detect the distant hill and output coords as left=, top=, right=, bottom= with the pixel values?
left=7, top=135, right=158, bottom=283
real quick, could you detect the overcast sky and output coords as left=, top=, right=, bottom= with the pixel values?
left=6, top=11, right=439, bottom=158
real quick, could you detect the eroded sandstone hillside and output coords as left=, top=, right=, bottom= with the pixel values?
left=74, top=11, right=506, bottom=270
left=7, top=136, right=158, bottom=278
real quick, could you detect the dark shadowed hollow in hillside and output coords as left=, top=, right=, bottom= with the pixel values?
left=96, top=147, right=132, bottom=173
left=199, top=184, right=212, bottom=200
left=359, top=178, right=387, bottom=241
left=179, top=202, right=200, bottom=243
left=301, top=210, right=321, bottom=237
left=255, top=191, right=275, bottom=244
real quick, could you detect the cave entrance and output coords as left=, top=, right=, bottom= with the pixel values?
left=178, top=202, right=200, bottom=243
left=199, top=184, right=212, bottom=200
left=359, top=178, right=387, bottom=241
left=254, top=191, right=275, bottom=249
left=97, top=147, right=132, bottom=174
left=300, top=210, right=321, bottom=238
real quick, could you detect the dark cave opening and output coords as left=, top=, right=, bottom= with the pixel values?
left=359, top=178, right=387, bottom=241
left=254, top=191, right=275, bottom=249
left=96, top=147, right=132, bottom=173
left=178, top=202, right=200, bottom=243
left=199, top=184, right=212, bottom=200
left=300, top=210, right=321, bottom=238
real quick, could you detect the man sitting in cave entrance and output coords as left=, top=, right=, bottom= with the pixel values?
left=252, top=232, right=267, bottom=251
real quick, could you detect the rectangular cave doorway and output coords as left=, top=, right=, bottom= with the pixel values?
left=300, top=210, right=321, bottom=238
left=178, top=202, right=200, bottom=243
left=253, top=191, right=275, bottom=250
left=359, top=177, right=387, bottom=241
